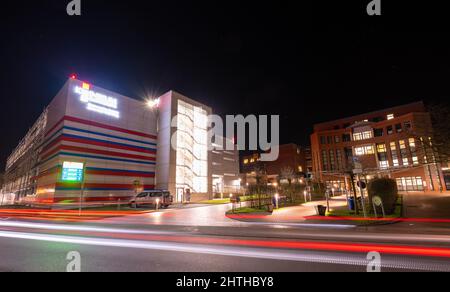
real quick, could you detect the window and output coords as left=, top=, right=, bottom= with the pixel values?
left=377, top=144, right=387, bottom=153
left=387, top=126, right=394, bottom=135
left=387, top=114, right=395, bottom=120
left=355, top=145, right=375, bottom=156
left=243, top=159, right=249, bottom=164
left=327, top=136, right=333, bottom=144
left=342, top=134, right=351, bottom=142
left=395, top=124, right=403, bottom=133
left=404, top=121, right=412, bottom=131
left=336, top=149, right=343, bottom=170
left=396, top=177, right=424, bottom=191
left=298, top=166, right=303, bottom=172
left=176, top=100, right=208, bottom=193
left=390, top=142, right=397, bottom=151
left=320, top=136, right=327, bottom=145
left=399, top=140, right=407, bottom=150
left=322, top=150, right=329, bottom=171
left=390, top=142, right=399, bottom=167
left=403, top=158, right=409, bottom=166
left=334, top=136, right=340, bottom=143
left=353, top=131, right=373, bottom=141
left=374, top=128, right=384, bottom=137
left=409, top=138, right=416, bottom=149
left=412, top=156, right=419, bottom=165
left=329, top=150, right=336, bottom=170
left=379, top=161, right=390, bottom=169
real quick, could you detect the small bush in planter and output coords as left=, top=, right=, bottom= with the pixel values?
left=367, top=178, right=399, bottom=215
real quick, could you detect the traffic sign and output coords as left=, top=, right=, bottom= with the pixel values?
left=372, top=196, right=383, bottom=207
left=61, top=162, right=84, bottom=182
left=353, top=168, right=363, bottom=175
left=357, top=181, right=367, bottom=189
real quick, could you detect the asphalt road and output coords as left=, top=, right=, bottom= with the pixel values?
left=0, top=229, right=448, bottom=272
left=0, top=202, right=449, bottom=272
left=0, top=218, right=449, bottom=272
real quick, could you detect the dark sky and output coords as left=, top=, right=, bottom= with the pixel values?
left=1, top=0, right=450, bottom=171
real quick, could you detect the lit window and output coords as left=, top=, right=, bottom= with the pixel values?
left=393, top=159, right=400, bottom=167
left=377, top=144, right=387, bottom=153
left=403, top=158, right=409, bottom=166
left=355, top=145, right=375, bottom=156
left=379, top=161, right=390, bottom=169
left=387, top=114, right=395, bottom=120
left=399, top=140, right=406, bottom=150
left=412, top=156, right=419, bottom=165
left=390, top=142, right=397, bottom=151
left=353, top=131, right=373, bottom=141
left=243, top=159, right=249, bottom=164
left=409, top=138, right=416, bottom=149
left=250, top=159, right=255, bottom=163
left=298, top=166, right=303, bottom=172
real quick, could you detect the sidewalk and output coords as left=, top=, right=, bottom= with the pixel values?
left=227, top=195, right=348, bottom=223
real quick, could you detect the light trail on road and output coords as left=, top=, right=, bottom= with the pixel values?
left=1, top=221, right=450, bottom=261
left=0, top=229, right=449, bottom=272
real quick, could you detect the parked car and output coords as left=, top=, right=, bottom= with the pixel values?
left=129, top=190, right=173, bottom=209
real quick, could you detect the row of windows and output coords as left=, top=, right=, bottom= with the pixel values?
left=321, top=149, right=345, bottom=172
left=396, top=177, right=424, bottom=191
left=319, top=121, right=413, bottom=145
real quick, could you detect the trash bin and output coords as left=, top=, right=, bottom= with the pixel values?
left=348, top=197, right=355, bottom=211
left=316, top=205, right=327, bottom=216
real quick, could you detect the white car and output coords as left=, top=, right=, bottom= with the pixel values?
left=129, top=190, right=173, bottom=209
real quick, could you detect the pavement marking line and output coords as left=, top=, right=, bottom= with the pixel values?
left=0, top=230, right=448, bottom=272
left=0, top=221, right=184, bottom=236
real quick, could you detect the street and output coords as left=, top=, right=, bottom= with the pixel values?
left=0, top=193, right=449, bottom=272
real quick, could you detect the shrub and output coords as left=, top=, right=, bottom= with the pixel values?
left=367, top=178, right=399, bottom=215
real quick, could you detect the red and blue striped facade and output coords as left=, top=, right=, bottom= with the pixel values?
left=35, top=79, right=158, bottom=205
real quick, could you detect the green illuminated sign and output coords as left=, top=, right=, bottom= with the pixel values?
left=61, top=162, right=84, bottom=182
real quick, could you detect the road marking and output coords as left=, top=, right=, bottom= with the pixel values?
left=0, top=221, right=182, bottom=235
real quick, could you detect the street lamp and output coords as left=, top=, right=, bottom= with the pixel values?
left=146, top=98, right=160, bottom=109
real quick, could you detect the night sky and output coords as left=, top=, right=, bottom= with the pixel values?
left=1, top=1, right=450, bottom=171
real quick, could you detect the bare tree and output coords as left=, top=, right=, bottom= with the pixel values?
left=280, top=166, right=296, bottom=202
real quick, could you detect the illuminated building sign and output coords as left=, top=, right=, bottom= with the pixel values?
left=74, top=84, right=120, bottom=118
left=61, top=161, right=84, bottom=182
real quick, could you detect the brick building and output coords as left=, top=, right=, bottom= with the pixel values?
left=240, top=144, right=309, bottom=184
left=310, top=101, right=447, bottom=192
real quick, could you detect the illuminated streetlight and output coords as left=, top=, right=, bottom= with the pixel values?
left=146, top=98, right=160, bottom=108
